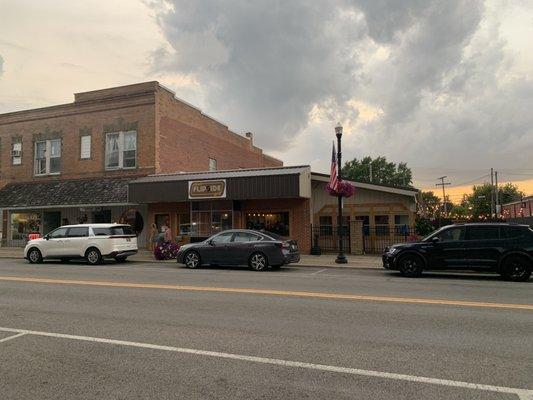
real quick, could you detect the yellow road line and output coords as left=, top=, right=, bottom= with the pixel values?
left=1, top=275, right=532, bottom=311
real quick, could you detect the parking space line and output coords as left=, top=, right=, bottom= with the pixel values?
left=0, top=332, right=26, bottom=343
left=0, top=326, right=530, bottom=399
left=310, top=268, right=328, bottom=275
left=1, top=275, right=532, bottom=310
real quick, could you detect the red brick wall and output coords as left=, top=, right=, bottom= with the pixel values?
left=239, top=198, right=311, bottom=253
left=0, top=94, right=157, bottom=186
left=0, top=82, right=282, bottom=190
left=155, top=88, right=282, bottom=173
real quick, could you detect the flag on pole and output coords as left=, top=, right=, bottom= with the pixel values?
left=326, top=141, right=355, bottom=198
left=328, top=141, right=340, bottom=192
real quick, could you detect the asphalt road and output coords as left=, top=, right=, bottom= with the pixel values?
left=0, top=258, right=532, bottom=400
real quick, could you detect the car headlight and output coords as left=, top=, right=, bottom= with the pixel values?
left=388, top=247, right=399, bottom=254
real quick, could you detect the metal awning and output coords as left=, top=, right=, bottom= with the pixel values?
left=128, top=166, right=312, bottom=203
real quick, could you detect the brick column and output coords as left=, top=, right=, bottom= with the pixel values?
left=350, top=219, right=363, bottom=255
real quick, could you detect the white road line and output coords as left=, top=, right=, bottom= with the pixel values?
left=0, top=332, right=26, bottom=343
left=310, top=268, right=328, bottom=275
left=0, top=327, right=531, bottom=399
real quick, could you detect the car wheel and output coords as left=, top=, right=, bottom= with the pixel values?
left=398, top=254, right=424, bottom=277
left=501, top=255, right=532, bottom=282
left=184, top=251, right=201, bottom=269
left=85, top=248, right=103, bottom=265
left=249, top=252, right=268, bottom=271
left=115, top=256, right=127, bottom=263
left=27, top=248, right=43, bottom=264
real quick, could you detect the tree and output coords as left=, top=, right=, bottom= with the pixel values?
left=418, top=191, right=442, bottom=219
left=463, top=182, right=524, bottom=218
left=342, top=156, right=413, bottom=187
left=414, top=216, right=435, bottom=236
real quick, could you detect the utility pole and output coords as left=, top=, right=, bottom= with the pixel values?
left=490, top=168, right=495, bottom=218
left=436, top=176, right=451, bottom=217
left=495, top=170, right=500, bottom=217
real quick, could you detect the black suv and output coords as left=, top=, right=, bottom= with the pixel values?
left=382, top=223, right=533, bottom=281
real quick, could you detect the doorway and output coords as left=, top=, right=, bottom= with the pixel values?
left=43, top=211, right=61, bottom=234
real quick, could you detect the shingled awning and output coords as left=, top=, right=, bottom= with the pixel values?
left=0, top=177, right=133, bottom=208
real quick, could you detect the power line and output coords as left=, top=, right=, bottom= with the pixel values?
left=449, top=174, right=490, bottom=188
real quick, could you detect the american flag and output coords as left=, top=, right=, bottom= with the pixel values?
left=328, top=142, right=340, bottom=192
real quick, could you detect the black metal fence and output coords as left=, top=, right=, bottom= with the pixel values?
left=311, top=226, right=351, bottom=253
left=362, top=226, right=417, bottom=254
left=311, top=223, right=418, bottom=254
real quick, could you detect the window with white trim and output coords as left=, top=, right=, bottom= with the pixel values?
left=209, top=158, right=217, bottom=171
left=12, top=142, right=22, bottom=165
left=105, top=131, right=137, bottom=169
left=80, top=135, right=91, bottom=159
left=34, top=139, right=61, bottom=175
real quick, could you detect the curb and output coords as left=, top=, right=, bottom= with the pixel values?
left=0, top=255, right=382, bottom=270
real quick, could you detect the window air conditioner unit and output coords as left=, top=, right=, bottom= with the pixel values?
left=11, top=150, right=22, bottom=157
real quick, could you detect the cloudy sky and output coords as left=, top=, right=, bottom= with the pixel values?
left=1, top=0, right=532, bottom=199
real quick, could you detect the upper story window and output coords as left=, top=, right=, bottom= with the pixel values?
left=80, top=135, right=91, bottom=159
left=105, top=131, right=137, bottom=169
left=209, top=158, right=217, bottom=171
left=12, top=142, right=22, bottom=165
left=34, top=139, right=61, bottom=175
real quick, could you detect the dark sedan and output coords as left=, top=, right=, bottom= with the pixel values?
left=176, top=229, right=300, bottom=271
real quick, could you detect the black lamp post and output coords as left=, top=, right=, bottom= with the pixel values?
left=335, top=123, right=347, bottom=264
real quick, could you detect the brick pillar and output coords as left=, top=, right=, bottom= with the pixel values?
left=1, top=209, right=7, bottom=247
left=350, top=219, right=363, bottom=255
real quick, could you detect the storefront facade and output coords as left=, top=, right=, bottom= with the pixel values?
left=311, top=173, right=418, bottom=253
left=129, top=166, right=313, bottom=252
left=0, top=177, right=148, bottom=247
left=0, top=81, right=282, bottom=246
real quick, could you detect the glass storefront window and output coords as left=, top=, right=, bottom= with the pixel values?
left=190, top=201, right=233, bottom=237
left=212, top=212, right=232, bottom=233
left=394, top=215, right=410, bottom=235
left=246, top=212, right=289, bottom=237
left=11, top=212, right=41, bottom=241
left=375, top=215, right=390, bottom=236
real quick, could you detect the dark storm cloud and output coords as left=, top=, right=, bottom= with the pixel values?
left=151, top=0, right=366, bottom=147
left=150, top=0, right=532, bottom=184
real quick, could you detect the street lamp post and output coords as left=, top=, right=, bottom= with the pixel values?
left=335, top=123, right=347, bottom=264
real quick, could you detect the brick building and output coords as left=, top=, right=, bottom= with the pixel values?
left=0, top=81, right=418, bottom=254
left=0, top=82, right=281, bottom=247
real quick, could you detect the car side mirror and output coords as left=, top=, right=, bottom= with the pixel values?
left=208, top=240, right=215, bottom=246
left=431, top=236, right=440, bottom=243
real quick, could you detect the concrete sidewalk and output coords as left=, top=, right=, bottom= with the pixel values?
left=0, top=247, right=381, bottom=269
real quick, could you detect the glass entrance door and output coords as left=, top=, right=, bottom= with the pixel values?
left=43, top=211, right=61, bottom=234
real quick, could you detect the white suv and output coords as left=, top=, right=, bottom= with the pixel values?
left=24, top=224, right=138, bottom=265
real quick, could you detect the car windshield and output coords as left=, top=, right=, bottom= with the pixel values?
left=421, top=228, right=441, bottom=242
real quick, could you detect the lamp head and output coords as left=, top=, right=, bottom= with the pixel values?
left=335, top=122, right=343, bottom=138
